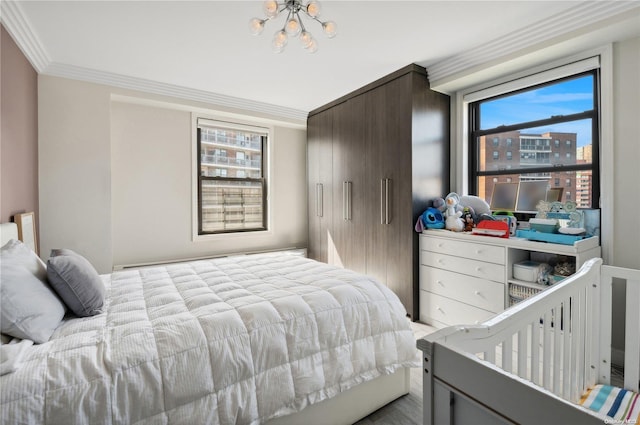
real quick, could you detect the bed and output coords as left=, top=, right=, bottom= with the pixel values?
left=418, top=257, right=640, bottom=425
left=0, top=222, right=419, bottom=424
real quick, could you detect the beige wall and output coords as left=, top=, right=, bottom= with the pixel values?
left=110, top=101, right=307, bottom=267
left=38, top=76, right=307, bottom=273
left=1, top=25, right=39, bottom=241
left=38, top=77, right=112, bottom=271
left=612, top=36, right=640, bottom=270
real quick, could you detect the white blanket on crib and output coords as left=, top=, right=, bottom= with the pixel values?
left=0, top=253, right=419, bottom=424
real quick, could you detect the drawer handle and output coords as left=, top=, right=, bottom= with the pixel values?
left=475, top=250, right=482, bottom=254
left=474, top=291, right=480, bottom=296
left=437, top=306, right=444, bottom=313
left=437, top=280, right=444, bottom=286
left=437, top=243, right=444, bottom=248
left=438, top=259, right=444, bottom=265
left=475, top=267, right=482, bottom=272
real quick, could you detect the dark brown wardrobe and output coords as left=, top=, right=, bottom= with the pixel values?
left=307, top=64, right=449, bottom=319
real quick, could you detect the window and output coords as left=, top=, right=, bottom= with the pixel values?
left=506, top=151, right=513, bottom=160
left=493, top=151, right=499, bottom=160
left=493, top=138, right=499, bottom=146
left=469, top=70, right=599, bottom=212
left=506, top=138, right=512, bottom=147
left=197, top=118, right=268, bottom=234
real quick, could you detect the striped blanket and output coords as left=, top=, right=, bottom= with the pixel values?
left=580, top=384, right=640, bottom=422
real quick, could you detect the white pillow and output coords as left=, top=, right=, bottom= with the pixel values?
left=0, top=239, right=66, bottom=343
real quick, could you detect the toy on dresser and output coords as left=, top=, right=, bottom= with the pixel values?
left=444, top=192, right=465, bottom=232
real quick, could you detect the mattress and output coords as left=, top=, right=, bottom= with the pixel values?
left=1, top=253, right=419, bottom=424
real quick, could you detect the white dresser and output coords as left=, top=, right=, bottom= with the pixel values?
left=419, top=230, right=601, bottom=328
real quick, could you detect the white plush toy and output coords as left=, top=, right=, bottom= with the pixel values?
left=444, top=192, right=465, bottom=232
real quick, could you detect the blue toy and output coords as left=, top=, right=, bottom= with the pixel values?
left=422, top=207, right=445, bottom=229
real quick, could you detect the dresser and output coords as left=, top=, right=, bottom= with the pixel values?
left=419, top=230, right=601, bottom=328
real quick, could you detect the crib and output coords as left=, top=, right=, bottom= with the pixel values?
left=418, top=258, right=640, bottom=425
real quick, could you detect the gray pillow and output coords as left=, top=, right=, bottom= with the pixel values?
left=47, top=250, right=105, bottom=317
left=0, top=239, right=66, bottom=343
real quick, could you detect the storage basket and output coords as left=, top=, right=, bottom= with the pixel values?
left=508, top=282, right=543, bottom=305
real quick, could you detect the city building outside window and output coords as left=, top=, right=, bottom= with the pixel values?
left=197, top=119, right=268, bottom=234
left=469, top=70, right=599, bottom=213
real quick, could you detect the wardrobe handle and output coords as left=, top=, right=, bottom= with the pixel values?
left=347, top=181, right=352, bottom=221
left=343, top=181, right=352, bottom=221
left=380, top=179, right=385, bottom=224
left=316, top=183, right=323, bottom=217
left=343, top=181, right=347, bottom=221
left=385, top=178, right=391, bottom=225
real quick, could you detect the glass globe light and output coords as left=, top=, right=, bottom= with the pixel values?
left=322, top=21, right=337, bottom=38
left=306, top=1, right=321, bottom=18
left=305, top=38, right=318, bottom=53
left=263, top=0, right=279, bottom=18
left=249, top=18, right=265, bottom=35
left=299, top=30, right=313, bottom=49
left=285, top=17, right=301, bottom=36
left=273, top=30, right=288, bottom=48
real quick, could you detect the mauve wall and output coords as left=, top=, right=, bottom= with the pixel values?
left=1, top=25, right=39, bottom=243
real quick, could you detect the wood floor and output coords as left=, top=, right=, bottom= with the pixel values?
left=354, top=321, right=438, bottom=425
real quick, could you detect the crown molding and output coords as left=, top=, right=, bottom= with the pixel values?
left=426, top=1, right=640, bottom=90
left=3, top=0, right=636, bottom=121
left=44, top=62, right=308, bottom=122
left=0, top=0, right=49, bottom=72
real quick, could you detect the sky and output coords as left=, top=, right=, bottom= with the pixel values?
left=480, top=74, right=594, bottom=147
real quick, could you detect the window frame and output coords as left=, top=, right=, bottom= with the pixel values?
left=467, top=69, right=601, bottom=212
left=195, top=118, right=269, bottom=236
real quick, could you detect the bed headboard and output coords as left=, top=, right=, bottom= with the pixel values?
left=0, top=222, right=19, bottom=246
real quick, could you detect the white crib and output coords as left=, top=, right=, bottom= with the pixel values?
left=418, top=258, right=640, bottom=425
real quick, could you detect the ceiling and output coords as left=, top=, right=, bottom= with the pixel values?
left=3, top=1, right=640, bottom=121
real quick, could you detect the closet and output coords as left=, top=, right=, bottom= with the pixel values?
left=307, top=64, right=449, bottom=319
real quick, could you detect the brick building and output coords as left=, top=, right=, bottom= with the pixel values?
left=479, top=131, right=579, bottom=210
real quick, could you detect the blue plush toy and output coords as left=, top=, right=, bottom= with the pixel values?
left=422, top=207, right=445, bottom=229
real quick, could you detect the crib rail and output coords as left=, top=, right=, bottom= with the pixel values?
left=432, top=258, right=603, bottom=403
left=420, top=258, right=640, bottom=424
left=429, top=258, right=640, bottom=404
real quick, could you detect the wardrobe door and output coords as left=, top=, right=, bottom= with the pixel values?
left=384, top=75, right=414, bottom=316
left=330, top=97, right=366, bottom=272
left=307, top=110, right=333, bottom=263
left=364, top=76, right=413, bottom=315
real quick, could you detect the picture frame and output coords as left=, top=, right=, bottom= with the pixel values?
left=546, top=187, right=564, bottom=202
left=516, top=180, right=549, bottom=212
left=490, top=182, right=519, bottom=212
left=15, top=212, right=38, bottom=255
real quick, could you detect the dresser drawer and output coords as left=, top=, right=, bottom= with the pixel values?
left=420, top=251, right=505, bottom=283
left=419, top=291, right=496, bottom=327
left=421, top=236, right=505, bottom=265
left=420, top=266, right=504, bottom=313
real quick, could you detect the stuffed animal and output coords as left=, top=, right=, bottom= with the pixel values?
left=422, top=207, right=445, bottom=229
left=432, top=197, right=446, bottom=212
left=444, top=192, right=465, bottom=232
left=462, top=207, right=474, bottom=232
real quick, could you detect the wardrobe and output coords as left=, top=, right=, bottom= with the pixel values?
left=307, top=64, right=449, bottom=319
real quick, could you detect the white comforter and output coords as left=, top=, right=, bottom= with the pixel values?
left=1, top=253, right=419, bottom=424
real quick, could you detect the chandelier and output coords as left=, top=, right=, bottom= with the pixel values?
left=249, top=1, right=337, bottom=53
